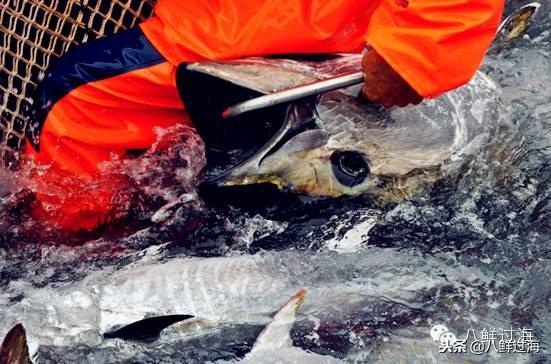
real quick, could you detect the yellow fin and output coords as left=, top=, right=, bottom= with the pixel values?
left=0, top=324, right=31, bottom=364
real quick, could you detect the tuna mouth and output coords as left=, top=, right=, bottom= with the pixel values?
left=220, top=175, right=286, bottom=189
left=204, top=101, right=320, bottom=189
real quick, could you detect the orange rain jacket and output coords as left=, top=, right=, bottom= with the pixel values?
left=26, top=0, right=504, bottom=231
left=143, top=0, right=504, bottom=97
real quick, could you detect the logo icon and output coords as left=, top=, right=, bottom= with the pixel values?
left=430, top=324, right=452, bottom=342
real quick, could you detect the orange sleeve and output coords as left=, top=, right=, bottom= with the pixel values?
left=141, top=0, right=504, bottom=98
left=140, top=0, right=379, bottom=63
left=366, top=0, right=504, bottom=97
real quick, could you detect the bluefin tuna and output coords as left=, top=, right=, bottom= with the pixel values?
left=0, top=248, right=487, bottom=361
left=184, top=57, right=505, bottom=204
left=180, top=3, right=540, bottom=203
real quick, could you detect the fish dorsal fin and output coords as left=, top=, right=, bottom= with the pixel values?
left=0, top=324, right=31, bottom=364
left=249, top=289, right=306, bottom=355
left=103, top=314, right=194, bottom=343
left=496, top=2, right=541, bottom=44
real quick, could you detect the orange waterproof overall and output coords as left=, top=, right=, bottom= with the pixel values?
left=26, top=0, right=504, bottom=231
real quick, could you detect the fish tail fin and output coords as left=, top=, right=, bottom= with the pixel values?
left=497, top=2, right=541, bottom=42
left=0, top=324, right=31, bottom=364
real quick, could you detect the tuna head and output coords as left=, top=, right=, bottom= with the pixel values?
left=214, top=78, right=501, bottom=203
left=182, top=56, right=503, bottom=203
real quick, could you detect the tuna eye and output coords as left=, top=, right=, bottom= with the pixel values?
left=331, top=151, right=370, bottom=187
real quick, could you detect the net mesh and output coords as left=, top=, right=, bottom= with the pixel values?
left=0, top=0, right=157, bottom=162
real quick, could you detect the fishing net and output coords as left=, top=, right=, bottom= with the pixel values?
left=0, top=0, right=157, bottom=162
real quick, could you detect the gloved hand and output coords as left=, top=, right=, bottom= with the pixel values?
left=360, top=50, right=423, bottom=108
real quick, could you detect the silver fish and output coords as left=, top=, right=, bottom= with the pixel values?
left=0, top=248, right=484, bottom=360
left=183, top=3, right=541, bottom=203
left=190, top=55, right=506, bottom=204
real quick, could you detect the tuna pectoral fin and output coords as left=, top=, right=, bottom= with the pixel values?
left=249, top=289, right=306, bottom=354
left=103, top=314, right=194, bottom=343
left=0, top=324, right=31, bottom=364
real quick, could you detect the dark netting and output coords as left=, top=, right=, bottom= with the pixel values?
left=0, top=0, right=157, bottom=162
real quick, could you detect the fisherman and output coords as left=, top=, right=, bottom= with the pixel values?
left=25, top=0, right=504, bottom=232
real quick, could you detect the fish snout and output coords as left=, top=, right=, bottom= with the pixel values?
left=205, top=126, right=329, bottom=191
